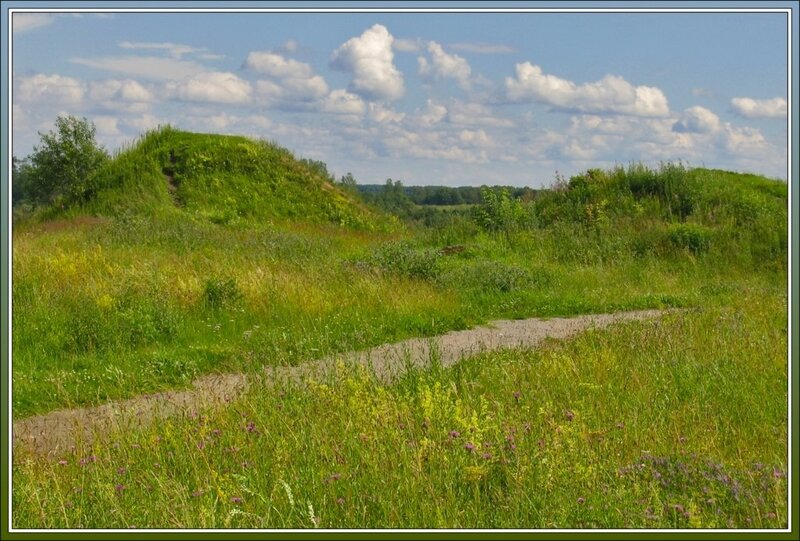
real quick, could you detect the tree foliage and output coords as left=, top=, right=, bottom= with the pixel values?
left=27, top=115, right=109, bottom=205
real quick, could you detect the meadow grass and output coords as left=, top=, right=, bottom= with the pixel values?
left=10, top=133, right=789, bottom=529
left=11, top=285, right=787, bottom=528
left=12, top=211, right=779, bottom=417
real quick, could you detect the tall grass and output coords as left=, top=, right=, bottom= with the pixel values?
left=12, top=286, right=787, bottom=528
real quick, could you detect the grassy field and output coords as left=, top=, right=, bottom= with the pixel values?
left=11, top=129, right=789, bottom=528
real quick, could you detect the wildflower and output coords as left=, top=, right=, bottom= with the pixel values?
left=449, top=430, right=460, bottom=439
left=246, top=421, right=257, bottom=433
left=197, top=441, right=206, bottom=450
left=513, top=391, right=521, bottom=402
left=773, top=468, right=786, bottom=479
left=212, top=429, right=222, bottom=437
left=115, top=484, right=126, bottom=492
left=231, top=496, right=243, bottom=504
left=464, top=442, right=476, bottom=452
left=58, top=460, right=68, bottom=466
left=565, top=410, right=575, bottom=422
left=481, top=452, right=492, bottom=460
left=117, top=467, right=127, bottom=475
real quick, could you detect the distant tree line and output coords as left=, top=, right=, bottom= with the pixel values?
left=357, top=182, right=539, bottom=207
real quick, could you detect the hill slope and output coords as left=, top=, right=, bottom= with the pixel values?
left=84, top=126, right=381, bottom=229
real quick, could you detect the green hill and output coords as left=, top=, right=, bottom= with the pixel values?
left=80, top=126, right=382, bottom=229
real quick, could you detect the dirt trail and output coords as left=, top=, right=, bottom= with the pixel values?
left=13, top=309, right=670, bottom=456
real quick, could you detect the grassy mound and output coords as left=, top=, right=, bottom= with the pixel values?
left=74, top=126, right=383, bottom=230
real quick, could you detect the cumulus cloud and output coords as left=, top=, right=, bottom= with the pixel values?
left=330, top=24, right=405, bottom=101
left=447, top=101, right=515, bottom=128
left=505, top=62, right=669, bottom=117
left=672, top=106, right=721, bottom=134
left=418, top=41, right=471, bottom=89
left=320, top=89, right=367, bottom=115
left=246, top=52, right=314, bottom=79
left=89, top=79, right=153, bottom=103
left=166, top=72, right=252, bottom=104
left=730, top=97, right=787, bottom=119
left=247, top=52, right=329, bottom=103
left=17, top=73, right=84, bottom=104
left=368, top=103, right=405, bottom=123
left=723, top=123, right=767, bottom=154
left=92, top=115, right=122, bottom=135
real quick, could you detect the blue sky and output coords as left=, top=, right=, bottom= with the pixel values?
left=9, top=6, right=791, bottom=186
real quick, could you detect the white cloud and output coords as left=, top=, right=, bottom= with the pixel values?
left=724, top=123, right=767, bottom=154
left=71, top=55, right=206, bottom=81
left=450, top=42, right=515, bottom=54
left=458, top=129, right=493, bottom=148
left=368, top=103, right=405, bottom=124
left=505, top=62, right=669, bottom=117
left=320, top=89, right=366, bottom=115
left=330, top=24, right=405, bottom=101
left=246, top=52, right=313, bottom=79
left=247, top=52, right=329, bottom=103
left=89, top=79, right=153, bottom=103
left=418, top=41, right=471, bottom=89
left=124, top=113, right=163, bottom=132
left=416, top=99, right=448, bottom=127
left=92, top=115, right=121, bottom=136
left=730, top=97, right=787, bottom=119
left=13, top=13, right=56, bottom=33
left=394, top=38, right=424, bottom=53
left=167, top=72, right=252, bottom=104
left=17, top=73, right=84, bottom=104
left=447, top=101, right=515, bottom=128
left=672, top=106, right=721, bottom=134
left=118, top=41, right=205, bottom=59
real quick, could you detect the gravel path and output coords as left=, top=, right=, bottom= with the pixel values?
left=13, top=309, right=669, bottom=455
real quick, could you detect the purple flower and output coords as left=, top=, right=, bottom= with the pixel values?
left=464, top=442, right=476, bottom=452
left=481, top=452, right=492, bottom=460
left=449, top=430, right=460, bottom=439
left=773, top=468, right=786, bottom=479
left=115, top=484, right=126, bottom=492
left=231, top=496, right=243, bottom=504
left=117, top=467, right=127, bottom=475
left=197, top=441, right=206, bottom=450
left=246, top=421, right=257, bottom=433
